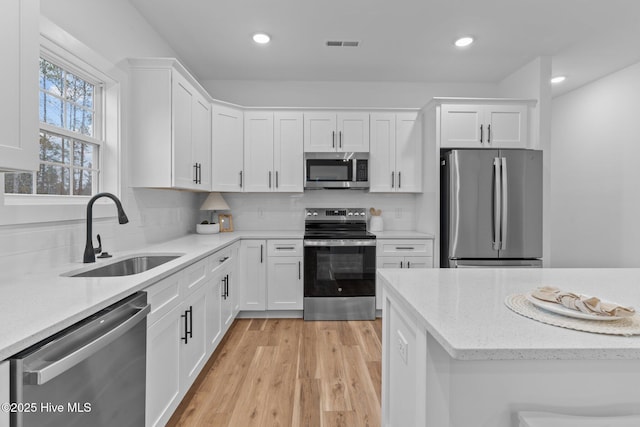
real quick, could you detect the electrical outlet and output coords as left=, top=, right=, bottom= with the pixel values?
left=397, top=330, right=408, bottom=364
left=395, top=208, right=402, bottom=219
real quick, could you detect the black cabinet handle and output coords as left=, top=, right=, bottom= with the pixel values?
left=407, top=261, right=411, bottom=269
left=339, top=131, right=342, bottom=149
left=276, top=171, right=279, bottom=188
left=269, top=171, right=272, bottom=188
left=219, top=256, right=229, bottom=263
left=188, top=306, right=193, bottom=338
left=332, top=131, right=335, bottom=148
left=398, top=172, right=401, bottom=189
left=260, top=244, right=263, bottom=263
left=221, top=276, right=227, bottom=299
left=400, top=261, right=403, bottom=268
left=193, top=163, right=198, bottom=183
left=487, top=124, right=491, bottom=143
left=480, top=125, right=483, bottom=143
left=181, top=309, right=189, bottom=343
left=239, top=170, right=243, bottom=188
left=226, top=274, right=229, bottom=298
left=298, top=261, right=301, bottom=280
left=391, top=172, right=395, bottom=188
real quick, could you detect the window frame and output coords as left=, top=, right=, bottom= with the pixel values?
left=0, top=19, right=123, bottom=224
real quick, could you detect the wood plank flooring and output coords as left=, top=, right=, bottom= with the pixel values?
left=168, top=318, right=382, bottom=427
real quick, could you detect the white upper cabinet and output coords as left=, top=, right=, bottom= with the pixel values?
left=370, top=112, right=422, bottom=193
left=0, top=0, right=39, bottom=172
left=129, top=58, right=212, bottom=191
left=211, top=104, right=244, bottom=192
left=440, top=102, right=528, bottom=149
left=244, top=111, right=303, bottom=192
left=304, top=112, right=369, bottom=152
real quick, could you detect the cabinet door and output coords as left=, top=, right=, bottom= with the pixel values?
left=244, top=112, right=274, bottom=192
left=404, top=256, right=432, bottom=269
left=304, top=112, right=337, bottom=152
left=180, top=284, right=208, bottom=393
left=172, top=72, right=196, bottom=189
left=0, top=0, right=39, bottom=172
left=485, top=104, right=528, bottom=149
left=192, top=93, right=211, bottom=190
left=221, top=265, right=235, bottom=330
left=267, top=256, right=303, bottom=310
left=212, top=104, right=244, bottom=191
left=205, top=274, right=223, bottom=354
left=238, top=240, right=267, bottom=310
left=274, top=112, right=303, bottom=192
left=369, top=114, right=396, bottom=192
left=338, top=112, right=369, bottom=152
left=146, top=306, right=182, bottom=427
left=440, top=104, right=484, bottom=148
left=395, top=113, right=422, bottom=193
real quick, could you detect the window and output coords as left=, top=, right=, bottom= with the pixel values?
left=4, top=56, right=103, bottom=196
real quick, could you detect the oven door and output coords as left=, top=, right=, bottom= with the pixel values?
left=304, top=240, right=376, bottom=297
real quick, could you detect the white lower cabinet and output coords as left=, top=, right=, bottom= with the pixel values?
left=145, top=245, right=239, bottom=427
left=1, top=360, right=9, bottom=427
left=238, top=240, right=267, bottom=311
left=376, top=239, right=434, bottom=310
left=267, top=256, right=303, bottom=310
left=179, top=284, right=208, bottom=393
left=146, top=305, right=182, bottom=427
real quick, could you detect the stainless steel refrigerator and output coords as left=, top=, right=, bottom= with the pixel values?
left=440, top=149, right=542, bottom=268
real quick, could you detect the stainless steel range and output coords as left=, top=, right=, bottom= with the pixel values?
left=303, top=208, right=376, bottom=320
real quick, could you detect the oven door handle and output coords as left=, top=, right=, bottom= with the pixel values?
left=304, top=239, right=377, bottom=247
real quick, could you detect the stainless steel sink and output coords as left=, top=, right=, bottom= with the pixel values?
left=64, top=254, right=183, bottom=278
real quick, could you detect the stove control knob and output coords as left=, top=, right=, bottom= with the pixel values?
left=348, top=212, right=353, bottom=216
left=306, top=212, right=312, bottom=216
left=354, top=212, right=360, bottom=216
left=313, top=212, right=318, bottom=216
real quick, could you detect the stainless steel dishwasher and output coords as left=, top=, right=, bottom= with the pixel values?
left=9, top=292, right=150, bottom=427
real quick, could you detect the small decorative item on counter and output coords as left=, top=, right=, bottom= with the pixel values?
left=197, top=192, right=230, bottom=234
left=369, top=207, right=383, bottom=232
left=218, top=214, right=234, bottom=232
left=531, top=286, right=635, bottom=318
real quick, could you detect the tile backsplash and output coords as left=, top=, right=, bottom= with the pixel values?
left=201, top=191, right=417, bottom=232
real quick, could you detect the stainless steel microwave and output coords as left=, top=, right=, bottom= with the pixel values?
left=304, top=152, right=369, bottom=189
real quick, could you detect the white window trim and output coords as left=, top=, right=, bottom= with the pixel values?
left=1, top=17, right=124, bottom=225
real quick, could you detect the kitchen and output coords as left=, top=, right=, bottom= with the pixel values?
left=2, top=0, right=640, bottom=426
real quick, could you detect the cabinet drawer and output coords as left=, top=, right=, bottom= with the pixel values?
left=145, top=272, right=181, bottom=326
left=268, top=239, right=303, bottom=257
left=181, top=258, right=209, bottom=294
left=210, top=246, right=234, bottom=275
left=377, top=239, right=433, bottom=256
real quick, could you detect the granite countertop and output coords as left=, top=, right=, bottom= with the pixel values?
left=0, top=230, right=303, bottom=360
left=377, top=268, right=640, bottom=361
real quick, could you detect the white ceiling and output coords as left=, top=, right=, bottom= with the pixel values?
left=129, top=0, right=640, bottom=97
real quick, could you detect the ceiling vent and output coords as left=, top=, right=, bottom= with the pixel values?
left=326, top=40, right=360, bottom=47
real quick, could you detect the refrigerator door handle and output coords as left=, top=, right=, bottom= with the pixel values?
left=500, top=157, right=508, bottom=250
left=492, top=157, right=501, bottom=250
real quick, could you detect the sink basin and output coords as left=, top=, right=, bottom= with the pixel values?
left=64, top=254, right=183, bottom=278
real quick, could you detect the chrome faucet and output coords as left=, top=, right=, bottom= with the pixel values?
left=84, top=192, right=129, bottom=263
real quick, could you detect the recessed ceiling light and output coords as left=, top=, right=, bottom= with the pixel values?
left=454, top=36, right=474, bottom=48
left=551, top=76, right=566, bottom=84
left=252, top=33, right=270, bottom=44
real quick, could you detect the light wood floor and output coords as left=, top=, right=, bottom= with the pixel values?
left=168, top=318, right=382, bottom=427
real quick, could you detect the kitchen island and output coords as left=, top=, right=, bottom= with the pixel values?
left=378, top=268, right=640, bottom=427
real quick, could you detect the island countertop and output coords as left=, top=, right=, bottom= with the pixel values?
left=377, top=267, right=640, bottom=360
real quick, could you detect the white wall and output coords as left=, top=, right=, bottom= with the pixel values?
left=550, top=60, right=640, bottom=267
left=203, top=80, right=498, bottom=109
left=0, top=1, right=200, bottom=279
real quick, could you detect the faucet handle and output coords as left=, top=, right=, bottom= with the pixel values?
left=94, top=234, right=103, bottom=255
